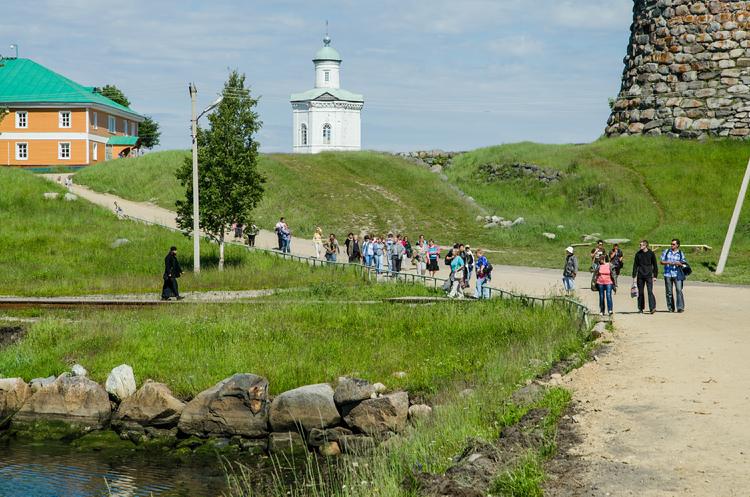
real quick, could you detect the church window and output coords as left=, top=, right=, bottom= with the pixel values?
left=324, top=70, right=330, bottom=82
left=301, top=123, right=308, bottom=145
left=323, top=123, right=331, bottom=144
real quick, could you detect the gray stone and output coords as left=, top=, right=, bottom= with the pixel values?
left=483, top=222, right=497, bottom=229
left=499, top=220, right=514, bottom=228
left=15, top=374, right=111, bottom=429
left=105, top=364, right=137, bottom=402
left=604, top=238, right=631, bottom=245
left=43, top=192, right=59, bottom=200
left=343, top=391, right=408, bottom=436
left=269, top=383, right=340, bottom=432
left=111, top=238, right=130, bottom=249
left=29, top=376, right=55, bottom=393
left=372, top=383, right=387, bottom=394
left=334, top=377, right=375, bottom=406
left=71, top=364, right=88, bottom=377
left=319, top=441, right=341, bottom=457
left=308, top=426, right=353, bottom=447
left=491, top=215, right=502, bottom=223
left=0, top=378, right=31, bottom=419
left=475, top=215, right=484, bottom=222
left=512, top=217, right=525, bottom=226
left=268, top=431, right=307, bottom=457
left=178, top=373, right=269, bottom=438
left=113, top=380, right=185, bottom=429
left=63, top=193, right=78, bottom=201
left=407, top=404, right=433, bottom=421
left=542, top=232, right=556, bottom=240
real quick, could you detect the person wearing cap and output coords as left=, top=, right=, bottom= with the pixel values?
left=562, top=246, right=578, bottom=294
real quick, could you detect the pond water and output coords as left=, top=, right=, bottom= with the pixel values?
left=0, top=440, right=233, bottom=497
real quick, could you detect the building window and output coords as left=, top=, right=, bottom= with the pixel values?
left=59, top=111, right=71, bottom=128
left=58, top=142, right=71, bottom=160
left=300, top=124, right=307, bottom=145
left=324, top=70, right=330, bottom=82
left=15, top=111, right=28, bottom=129
left=123, top=119, right=129, bottom=135
left=15, top=142, right=28, bottom=160
left=132, top=122, right=137, bottom=136
left=323, top=123, right=331, bottom=144
left=108, top=116, right=116, bottom=133
left=93, top=142, right=98, bottom=161
left=93, top=112, right=98, bottom=129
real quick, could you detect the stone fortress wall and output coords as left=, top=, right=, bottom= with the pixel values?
left=607, top=0, right=750, bottom=138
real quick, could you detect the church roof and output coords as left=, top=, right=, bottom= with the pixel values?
left=314, top=46, right=342, bottom=62
left=290, top=87, right=364, bottom=103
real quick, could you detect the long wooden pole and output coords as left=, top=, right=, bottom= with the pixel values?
left=716, top=157, right=750, bottom=275
left=190, top=83, right=200, bottom=274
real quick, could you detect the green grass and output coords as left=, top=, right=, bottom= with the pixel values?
left=76, top=137, right=750, bottom=284
left=0, top=298, right=579, bottom=398
left=0, top=167, right=367, bottom=296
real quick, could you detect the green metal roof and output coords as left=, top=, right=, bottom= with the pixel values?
left=0, top=58, right=144, bottom=119
left=290, top=88, right=364, bottom=103
left=314, top=46, right=342, bottom=62
left=107, top=135, right=139, bottom=146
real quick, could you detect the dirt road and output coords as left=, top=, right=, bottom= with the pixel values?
left=51, top=175, right=750, bottom=495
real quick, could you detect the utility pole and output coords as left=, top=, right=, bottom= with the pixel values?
left=716, top=157, right=750, bottom=275
left=189, top=83, right=200, bottom=273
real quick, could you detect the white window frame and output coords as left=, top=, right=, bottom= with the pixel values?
left=58, top=142, right=71, bottom=160
left=15, top=142, right=28, bottom=160
left=93, top=112, right=98, bottom=129
left=123, top=119, right=129, bottom=135
left=59, top=111, right=71, bottom=129
left=93, top=142, right=98, bottom=161
left=300, top=123, right=307, bottom=145
left=108, top=116, right=116, bottom=133
left=323, top=123, right=332, bottom=144
left=324, top=70, right=330, bottom=82
left=15, top=111, right=28, bottom=129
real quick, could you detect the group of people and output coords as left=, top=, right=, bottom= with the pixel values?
left=562, top=238, right=690, bottom=316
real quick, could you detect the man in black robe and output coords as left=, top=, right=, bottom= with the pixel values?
left=161, top=246, right=184, bottom=300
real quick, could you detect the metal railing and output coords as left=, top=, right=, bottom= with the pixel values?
left=122, top=213, right=591, bottom=328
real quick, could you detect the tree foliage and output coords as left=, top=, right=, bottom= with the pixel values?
left=138, top=116, right=161, bottom=149
left=99, top=84, right=130, bottom=107
left=0, top=107, right=7, bottom=130
left=175, top=70, right=265, bottom=270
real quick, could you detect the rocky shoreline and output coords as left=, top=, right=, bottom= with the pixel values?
left=0, top=367, right=431, bottom=459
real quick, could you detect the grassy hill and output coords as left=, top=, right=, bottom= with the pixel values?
left=75, top=137, right=750, bottom=283
left=0, top=168, right=371, bottom=296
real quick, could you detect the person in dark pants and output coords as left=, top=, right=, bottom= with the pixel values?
left=632, top=239, right=658, bottom=313
left=161, top=246, right=184, bottom=301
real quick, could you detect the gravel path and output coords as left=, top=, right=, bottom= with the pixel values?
left=50, top=174, right=750, bottom=495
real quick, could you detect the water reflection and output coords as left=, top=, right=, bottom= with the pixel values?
left=0, top=440, right=230, bottom=497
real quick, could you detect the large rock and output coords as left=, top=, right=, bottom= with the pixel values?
left=105, top=364, right=137, bottom=402
left=0, top=378, right=31, bottom=419
left=334, top=377, right=375, bottom=406
left=178, top=374, right=269, bottom=438
left=308, top=426, right=353, bottom=447
left=29, top=376, right=55, bottom=393
left=113, top=380, right=185, bottom=430
left=14, top=373, right=111, bottom=429
left=270, top=383, right=340, bottom=432
left=343, top=391, right=408, bottom=436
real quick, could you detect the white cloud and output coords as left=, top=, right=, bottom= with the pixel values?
left=488, top=35, right=544, bottom=57
left=546, top=0, right=632, bottom=30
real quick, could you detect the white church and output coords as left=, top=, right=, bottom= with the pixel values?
left=290, top=34, right=364, bottom=153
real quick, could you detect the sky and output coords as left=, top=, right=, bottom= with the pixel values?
left=1, top=0, right=633, bottom=152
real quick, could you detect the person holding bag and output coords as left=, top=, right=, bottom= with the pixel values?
left=594, top=253, right=617, bottom=316
left=660, top=238, right=689, bottom=313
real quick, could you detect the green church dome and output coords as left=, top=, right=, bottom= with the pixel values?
left=313, top=35, right=341, bottom=62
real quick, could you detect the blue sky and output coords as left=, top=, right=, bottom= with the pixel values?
left=1, top=0, right=633, bottom=152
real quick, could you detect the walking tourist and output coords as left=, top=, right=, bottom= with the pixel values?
left=660, top=238, right=687, bottom=313
left=233, top=222, right=244, bottom=240
left=275, top=217, right=286, bottom=250
left=246, top=224, right=258, bottom=247
left=161, top=246, right=184, bottom=301
left=313, top=227, right=324, bottom=259
left=373, top=237, right=384, bottom=274
left=562, top=246, right=578, bottom=294
left=464, top=245, right=475, bottom=287
left=474, top=249, right=491, bottom=299
left=415, top=235, right=428, bottom=275
left=427, top=239, right=440, bottom=277
left=362, top=235, right=373, bottom=267
left=594, top=253, right=617, bottom=316
left=632, top=239, right=658, bottom=314
left=591, top=240, right=608, bottom=267
left=448, top=245, right=466, bottom=299
left=610, top=243, right=624, bottom=276
left=325, top=233, right=340, bottom=262
left=280, top=221, right=291, bottom=253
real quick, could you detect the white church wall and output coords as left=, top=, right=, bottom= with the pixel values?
left=315, top=61, right=341, bottom=89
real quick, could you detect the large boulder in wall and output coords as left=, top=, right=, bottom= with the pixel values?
left=113, top=380, right=185, bottom=431
left=270, top=383, right=341, bottom=432
left=178, top=374, right=269, bottom=438
left=0, top=378, right=32, bottom=420
left=14, top=373, right=111, bottom=429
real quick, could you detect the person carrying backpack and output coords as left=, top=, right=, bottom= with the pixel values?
left=474, top=249, right=492, bottom=299
left=448, top=248, right=466, bottom=299
left=660, top=238, right=689, bottom=313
